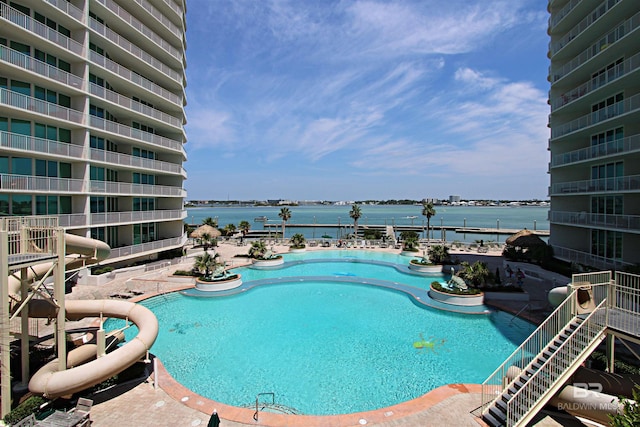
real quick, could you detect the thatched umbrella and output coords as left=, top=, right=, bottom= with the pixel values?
left=190, top=224, right=221, bottom=239
left=505, top=229, right=546, bottom=247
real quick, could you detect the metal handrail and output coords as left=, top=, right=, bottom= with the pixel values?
left=506, top=299, right=608, bottom=425
left=254, top=392, right=275, bottom=422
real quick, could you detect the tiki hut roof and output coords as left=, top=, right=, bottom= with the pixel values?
left=505, top=229, right=546, bottom=247
left=190, top=224, right=221, bottom=239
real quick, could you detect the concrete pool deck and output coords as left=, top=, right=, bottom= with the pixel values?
left=63, top=242, right=583, bottom=426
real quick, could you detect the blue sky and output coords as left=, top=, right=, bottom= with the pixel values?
left=183, top=0, right=550, bottom=201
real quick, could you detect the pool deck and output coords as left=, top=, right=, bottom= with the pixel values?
left=60, top=242, right=582, bottom=426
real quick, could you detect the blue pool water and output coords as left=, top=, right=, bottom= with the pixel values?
left=106, top=251, right=535, bottom=415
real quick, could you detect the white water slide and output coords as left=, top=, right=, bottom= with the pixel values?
left=8, top=234, right=159, bottom=398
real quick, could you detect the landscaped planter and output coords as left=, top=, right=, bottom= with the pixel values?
left=195, top=274, right=242, bottom=291
left=428, top=283, right=484, bottom=306
left=251, top=257, right=285, bottom=268
left=408, top=262, right=443, bottom=274
left=289, top=247, right=306, bottom=253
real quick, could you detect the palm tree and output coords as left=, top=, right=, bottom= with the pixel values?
left=349, top=204, right=362, bottom=239
left=194, top=250, right=216, bottom=277
left=223, top=223, right=236, bottom=237
left=458, top=261, right=490, bottom=288
left=428, top=244, right=450, bottom=265
left=203, top=216, right=218, bottom=228
left=290, top=233, right=306, bottom=249
left=421, top=201, right=436, bottom=241
left=278, top=207, right=291, bottom=240
left=238, top=220, right=251, bottom=237
left=248, top=240, right=268, bottom=259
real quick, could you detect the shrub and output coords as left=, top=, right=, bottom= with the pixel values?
left=3, top=396, right=46, bottom=425
left=609, top=386, right=640, bottom=426
left=91, top=266, right=114, bottom=275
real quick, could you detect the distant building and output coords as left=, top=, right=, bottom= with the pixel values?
left=449, top=195, right=461, bottom=204
left=547, top=0, right=640, bottom=270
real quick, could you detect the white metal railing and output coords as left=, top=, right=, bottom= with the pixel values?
left=550, top=12, right=640, bottom=83
left=90, top=209, right=185, bottom=225
left=89, top=180, right=185, bottom=197
left=551, top=134, right=640, bottom=167
left=162, top=0, right=183, bottom=17
left=0, top=45, right=84, bottom=90
left=550, top=0, right=621, bottom=55
left=107, top=234, right=187, bottom=260
left=481, top=289, right=577, bottom=412
left=551, top=93, right=640, bottom=139
left=552, top=245, right=632, bottom=271
left=89, top=116, right=183, bottom=152
left=133, top=0, right=182, bottom=39
left=549, top=210, right=640, bottom=232
left=90, top=148, right=184, bottom=174
left=89, top=18, right=182, bottom=83
left=57, top=214, right=87, bottom=228
left=551, top=52, right=640, bottom=111
left=46, top=0, right=84, bottom=22
left=0, top=131, right=85, bottom=158
left=548, top=0, right=581, bottom=30
left=0, top=216, right=59, bottom=257
left=550, top=173, right=640, bottom=195
left=89, top=83, right=182, bottom=128
left=89, top=51, right=182, bottom=106
left=610, top=272, right=640, bottom=336
left=504, top=299, right=608, bottom=425
left=95, top=0, right=182, bottom=61
left=0, top=2, right=83, bottom=55
left=0, top=174, right=84, bottom=193
left=0, top=88, right=84, bottom=124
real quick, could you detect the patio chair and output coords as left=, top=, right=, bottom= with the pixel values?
left=69, top=397, right=93, bottom=422
left=13, top=413, right=36, bottom=427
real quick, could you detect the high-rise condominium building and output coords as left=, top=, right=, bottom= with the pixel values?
left=548, top=0, right=640, bottom=270
left=0, top=0, right=187, bottom=266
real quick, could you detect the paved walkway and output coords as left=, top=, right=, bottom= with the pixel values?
left=46, top=243, right=584, bottom=426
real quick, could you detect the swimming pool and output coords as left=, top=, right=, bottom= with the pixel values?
left=107, top=251, right=535, bottom=415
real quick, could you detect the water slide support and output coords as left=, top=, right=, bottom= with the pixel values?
left=55, top=229, right=66, bottom=374
left=1, top=230, right=10, bottom=417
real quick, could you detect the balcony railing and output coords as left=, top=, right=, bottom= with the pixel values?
left=95, top=0, right=182, bottom=62
left=89, top=83, right=182, bottom=128
left=0, top=174, right=84, bottom=193
left=90, top=148, right=184, bottom=175
left=89, top=180, right=185, bottom=197
left=0, top=2, right=83, bottom=55
left=89, top=18, right=182, bottom=83
left=551, top=52, right=640, bottom=111
left=0, top=88, right=84, bottom=124
left=107, top=234, right=187, bottom=261
left=57, top=214, right=89, bottom=228
left=552, top=245, right=631, bottom=270
left=46, top=0, right=84, bottom=22
left=551, top=93, right=640, bottom=139
left=90, top=209, right=185, bottom=225
left=0, top=131, right=84, bottom=158
left=551, top=174, right=640, bottom=195
left=551, top=134, right=640, bottom=167
left=0, top=45, right=84, bottom=90
left=550, top=0, right=621, bottom=55
left=549, top=0, right=581, bottom=30
left=89, top=116, right=183, bottom=152
left=550, top=12, right=640, bottom=83
left=161, top=0, right=183, bottom=18
left=132, top=0, right=182, bottom=39
left=549, top=210, right=640, bottom=232
left=89, top=51, right=182, bottom=106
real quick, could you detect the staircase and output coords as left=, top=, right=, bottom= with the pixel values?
left=481, top=283, right=608, bottom=427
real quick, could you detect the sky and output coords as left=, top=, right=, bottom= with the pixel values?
left=183, top=0, right=551, bottom=201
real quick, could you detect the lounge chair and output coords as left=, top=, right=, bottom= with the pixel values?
left=13, top=414, right=36, bottom=427
left=69, top=397, right=93, bottom=423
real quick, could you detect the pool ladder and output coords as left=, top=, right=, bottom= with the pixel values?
left=253, top=392, right=299, bottom=421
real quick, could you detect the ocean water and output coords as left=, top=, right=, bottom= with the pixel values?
left=187, top=204, right=549, bottom=243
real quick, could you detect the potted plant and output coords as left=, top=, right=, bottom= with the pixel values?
left=194, top=250, right=242, bottom=291
left=400, top=231, right=420, bottom=256
left=249, top=240, right=284, bottom=267
left=289, top=233, right=306, bottom=252
left=409, top=244, right=450, bottom=274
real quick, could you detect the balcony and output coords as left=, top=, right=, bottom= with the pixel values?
left=132, top=0, right=182, bottom=40
left=550, top=174, right=640, bottom=195
left=90, top=148, right=185, bottom=176
left=0, top=45, right=84, bottom=90
left=549, top=210, right=640, bottom=232
left=95, top=0, right=182, bottom=62
left=0, top=88, right=84, bottom=124
left=552, top=245, right=631, bottom=270
left=45, top=0, right=84, bottom=22
left=89, top=83, right=182, bottom=128
left=91, top=209, right=185, bottom=226
left=89, top=116, right=183, bottom=153
left=0, top=174, right=84, bottom=193
left=550, top=0, right=621, bottom=56
left=89, top=180, right=185, bottom=197
left=107, top=234, right=188, bottom=261
left=550, top=11, right=640, bottom=83
left=551, top=93, right=640, bottom=139
left=551, top=52, right=640, bottom=111
left=0, top=2, right=83, bottom=55
left=89, top=18, right=182, bottom=84
left=89, top=51, right=182, bottom=106
left=0, top=131, right=85, bottom=158
left=551, top=134, right=640, bottom=167
left=549, top=0, right=581, bottom=30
